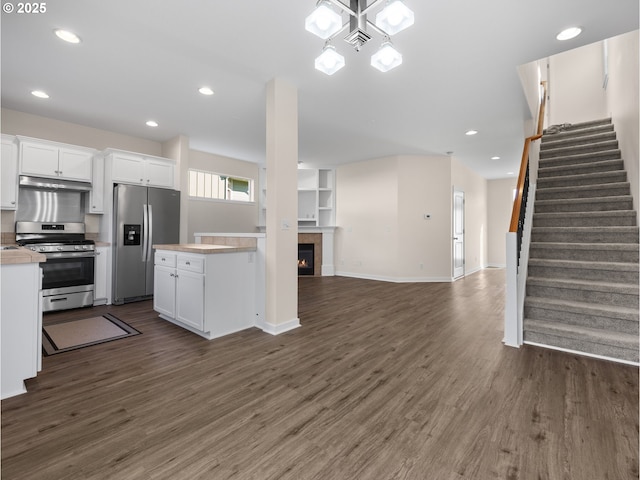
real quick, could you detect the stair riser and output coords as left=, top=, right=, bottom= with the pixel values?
left=533, top=215, right=637, bottom=228
left=538, top=161, right=623, bottom=178
left=524, top=306, right=639, bottom=335
left=539, top=151, right=621, bottom=169
left=537, top=173, right=627, bottom=189
left=541, top=132, right=617, bottom=150
left=535, top=200, right=633, bottom=213
left=524, top=331, right=639, bottom=363
left=528, top=265, right=639, bottom=284
left=529, top=248, right=639, bottom=263
left=535, top=186, right=630, bottom=201
left=526, top=284, right=639, bottom=308
left=531, top=230, right=639, bottom=244
left=540, top=141, right=619, bottom=159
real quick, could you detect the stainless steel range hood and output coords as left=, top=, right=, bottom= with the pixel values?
left=19, top=175, right=91, bottom=192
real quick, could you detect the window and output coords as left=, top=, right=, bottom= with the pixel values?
left=188, top=169, right=254, bottom=202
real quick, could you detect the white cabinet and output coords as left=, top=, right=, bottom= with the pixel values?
left=175, top=269, right=204, bottom=330
left=89, top=156, right=105, bottom=213
left=109, top=151, right=175, bottom=189
left=154, top=249, right=255, bottom=340
left=20, top=140, right=93, bottom=182
left=1, top=135, right=19, bottom=209
left=1, top=262, right=42, bottom=399
left=94, top=246, right=109, bottom=305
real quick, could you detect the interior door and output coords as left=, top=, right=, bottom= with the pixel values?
left=453, top=189, right=465, bottom=279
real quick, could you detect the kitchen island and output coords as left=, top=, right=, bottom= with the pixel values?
left=153, top=241, right=261, bottom=340
left=1, top=246, right=45, bottom=399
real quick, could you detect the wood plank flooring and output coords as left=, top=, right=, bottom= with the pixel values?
left=2, top=269, right=638, bottom=479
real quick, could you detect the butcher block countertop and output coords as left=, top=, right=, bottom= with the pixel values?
left=153, top=244, right=256, bottom=254
left=0, top=246, right=46, bottom=265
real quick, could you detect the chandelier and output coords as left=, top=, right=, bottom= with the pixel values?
left=305, top=0, right=414, bottom=75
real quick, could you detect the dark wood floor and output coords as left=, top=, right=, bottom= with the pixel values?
left=2, top=269, right=638, bottom=479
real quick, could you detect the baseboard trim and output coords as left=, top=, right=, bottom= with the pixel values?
left=259, top=318, right=301, bottom=336
left=524, top=341, right=640, bottom=366
left=335, top=271, right=452, bottom=283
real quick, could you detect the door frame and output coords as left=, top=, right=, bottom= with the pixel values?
left=452, top=188, right=465, bottom=279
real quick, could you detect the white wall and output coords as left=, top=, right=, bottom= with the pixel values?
left=548, top=41, right=608, bottom=125
left=335, top=156, right=400, bottom=279
left=186, top=150, right=259, bottom=240
left=336, top=154, right=491, bottom=282
left=1, top=108, right=162, bottom=155
left=487, top=177, right=517, bottom=267
left=397, top=155, right=452, bottom=280
left=606, top=30, right=639, bottom=212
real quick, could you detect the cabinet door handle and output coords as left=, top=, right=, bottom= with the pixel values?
left=185, top=261, right=191, bottom=265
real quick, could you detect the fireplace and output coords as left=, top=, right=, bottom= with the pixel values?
left=298, top=243, right=314, bottom=276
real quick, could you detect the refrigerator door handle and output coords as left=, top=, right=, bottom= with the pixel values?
left=142, top=203, right=149, bottom=262
left=147, top=203, right=153, bottom=262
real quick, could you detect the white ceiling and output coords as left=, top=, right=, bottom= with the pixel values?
left=1, top=1, right=638, bottom=179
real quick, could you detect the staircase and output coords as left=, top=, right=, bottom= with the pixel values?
left=523, top=118, right=639, bottom=364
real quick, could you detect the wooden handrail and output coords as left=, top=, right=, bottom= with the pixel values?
left=509, top=81, right=547, bottom=232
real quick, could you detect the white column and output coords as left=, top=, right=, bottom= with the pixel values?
left=264, top=78, right=300, bottom=334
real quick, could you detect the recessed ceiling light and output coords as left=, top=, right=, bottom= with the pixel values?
left=491, top=156, right=500, bottom=160
left=54, top=29, right=81, bottom=44
left=556, top=27, right=582, bottom=41
left=507, top=171, right=515, bottom=175
left=31, top=90, right=49, bottom=99
left=146, top=120, right=158, bottom=127
left=198, top=86, right=214, bottom=96
left=465, top=130, right=478, bottom=136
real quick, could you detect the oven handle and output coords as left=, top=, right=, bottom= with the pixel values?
left=44, top=251, right=96, bottom=259
left=143, top=203, right=149, bottom=262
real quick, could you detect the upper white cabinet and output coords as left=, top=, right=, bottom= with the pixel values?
left=89, top=155, right=105, bottom=213
left=19, top=139, right=93, bottom=182
left=297, top=168, right=335, bottom=227
left=1, top=135, right=19, bottom=210
left=108, top=151, right=175, bottom=189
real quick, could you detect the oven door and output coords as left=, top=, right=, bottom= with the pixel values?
left=41, top=251, right=95, bottom=311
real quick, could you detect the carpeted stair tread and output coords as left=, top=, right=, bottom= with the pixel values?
left=530, top=226, right=639, bottom=244
left=539, top=140, right=619, bottom=159
left=539, top=149, right=621, bottom=169
left=525, top=296, right=639, bottom=322
left=532, top=210, right=637, bottom=228
left=528, top=258, right=639, bottom=272
left=537, top=171, right=627, bottom=188
left=537, top=159, right=623, bottom=177
left=524, top=319, right=639, bottom=362
left=530, top=241, right=639, bottom=252
left=534, top=195, right=634, bottom=212
left=527, top=276, right=639, bottom=295
left=541, top=123, right=613, bottom=142
left=534, top=182, right=631, bottom=201
left=540, top=131, right=617, bottom=150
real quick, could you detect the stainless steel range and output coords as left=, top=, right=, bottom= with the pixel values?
left=16, top=221, right=95, bottom=312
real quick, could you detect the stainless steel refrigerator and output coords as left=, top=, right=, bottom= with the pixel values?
left=112, top=184, right=180, bottom=304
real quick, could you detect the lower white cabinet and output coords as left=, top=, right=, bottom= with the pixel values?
left=153, top=249, right=255, bottom=340
left=94, top=246, right=109, bottom=305
left=1, top=262, right=42, bottom=399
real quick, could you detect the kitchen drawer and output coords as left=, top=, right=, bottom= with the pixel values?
left=155, top=251, right=177, bottom=267
left=177, top=255, right=204, bottom=274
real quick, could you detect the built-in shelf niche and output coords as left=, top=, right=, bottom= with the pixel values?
left=259, top=167, right=335, bottom=228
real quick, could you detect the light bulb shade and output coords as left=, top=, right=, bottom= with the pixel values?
left=375, top=0, right=415, bottom=36
left=305, top=2, right=343, bottom=39
left=370, top=42, right=402, bottom=72
left=315, top=45, right=345, bottom=75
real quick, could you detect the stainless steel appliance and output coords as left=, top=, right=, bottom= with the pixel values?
left=112, top=184, right=180, bottom=304
left=16, top=222, right=95, bottom=312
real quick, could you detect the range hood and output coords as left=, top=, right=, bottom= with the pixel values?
left=19, top=175, right=91, bottom=192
